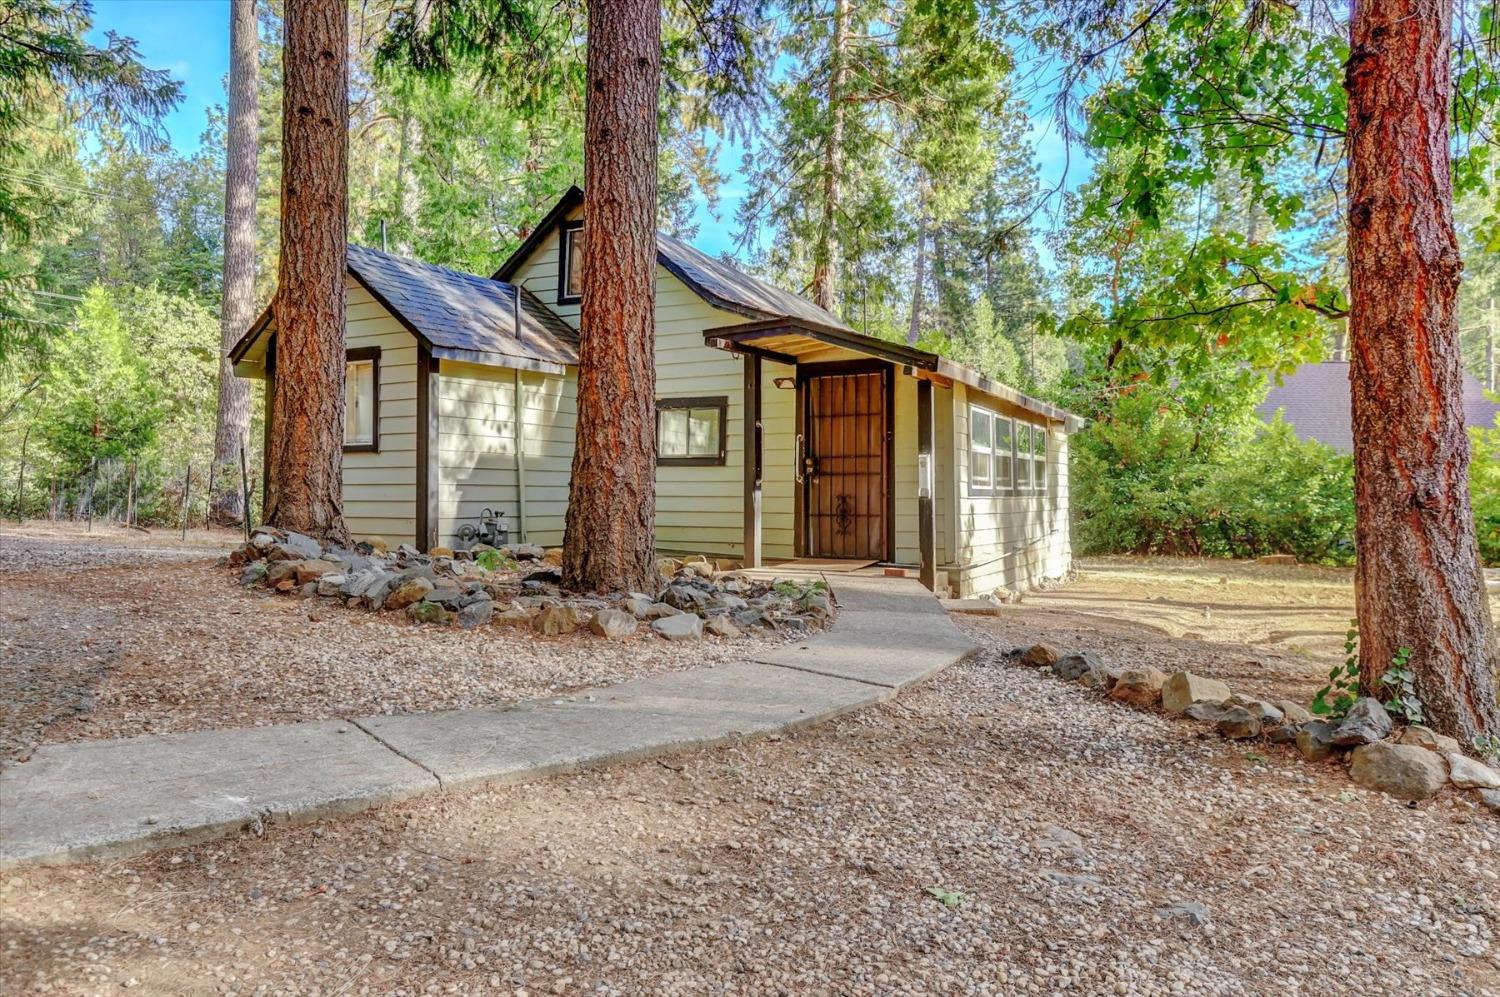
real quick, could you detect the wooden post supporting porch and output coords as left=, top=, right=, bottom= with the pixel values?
left=916, top=376, right=936, bottom=591
left=742, top=354, right=763, bottom=568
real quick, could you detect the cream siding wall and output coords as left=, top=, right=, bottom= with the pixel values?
left=760, top=361, right=798, bottom=559
left=508, top=207, right=754, bottom=558
left=949, top=381, right=1071, bottom=597
left=434, top=361, right=576, bottom=550
left=343, top=278, right=418, bottom=547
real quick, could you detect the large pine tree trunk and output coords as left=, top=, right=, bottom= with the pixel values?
left=811, top=0, right=847, bottom=314
left=907, top=209, right=926, bottom=347
left=210, top=0, right=258, bottom=525
left=264, top=0, right=349, bottom=542
left=1346, top=0, right=1499, bottom=741
left=560, top=0, right=661, bottom=594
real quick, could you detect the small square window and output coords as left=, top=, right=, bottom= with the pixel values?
left=344, top=348, right=380, bottom=452
left=657, top=397, right=726, bottom=465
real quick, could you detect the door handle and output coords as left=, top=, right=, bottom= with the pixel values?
left=795, top=434, right=805, bottom=483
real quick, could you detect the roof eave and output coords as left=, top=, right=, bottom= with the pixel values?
left=492, top=185, right=585, bottom=282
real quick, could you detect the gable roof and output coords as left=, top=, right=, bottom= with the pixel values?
left=230, top=244, right=580, bottom=373
left=492, top=185, right=856, bottom=333
left=1260, top=361, right=1500, bottom=452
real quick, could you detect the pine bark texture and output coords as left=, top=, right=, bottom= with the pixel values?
left=561, top=0, right=661, bottom=593
left=1345, top=0, right=1499, bottom=740
left=210, top=0, right=258, bottom=525
left=264, top=0, right=349, bottom=542
left=811, top=0, right=847, bottom=314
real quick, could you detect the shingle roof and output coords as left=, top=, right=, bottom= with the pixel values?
left=347, top=244, right=578, bottom=368
left=1259, top=361, right=1500, bottom=452
left=492, top=185, right=855, bottom=332
left=654, top=232, right=854, bottom=331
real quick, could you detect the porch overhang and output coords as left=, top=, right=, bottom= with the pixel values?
left=703, top=317, right=1084, bottom=431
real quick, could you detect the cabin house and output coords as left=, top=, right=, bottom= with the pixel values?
left=230, top=188, right=1082, bottom=597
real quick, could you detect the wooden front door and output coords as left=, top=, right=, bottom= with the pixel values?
left=800, top=364, right=891, bottom=560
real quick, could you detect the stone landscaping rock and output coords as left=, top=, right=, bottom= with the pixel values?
left=1185, top=701, right=1228, bottom=722
left=1161, top=671, right=1232, bottom=714
left=457, top=599, right=493, bottom=630
left=283, top=532, right=322, bottom=559
left=384, top=577, right=434, bottom=612
left=1216, top=707, right=1262, bottom=740
left=1349, top=741, right=1448, bottom=801
left=1268, top=723, right=1302, bottom=745
left=1079, top=665, right=1124, bottom=691
left=240, top=562, right=267, bottom=587
left=1021, top=643, right=1060, bottom=667
left=1226, top=696, right=1284, bottom=725
left=495, top=606, right=534, bottom=626
left=1108, top=667, right=1167, bottom=708
left=294, top=560, right=336, bottom=584
left=1399, top=725, right=1463, bottom=756
left=643, top=602, right=680, bottom=620
left=1446, top=754, right=1500, bottom=790
left=704, top=615, right=741, bottom=639
left=1479, top=788, right=1500, bottom=814
left=265, top=560, right=301, bottom=587
left=652, top=613, right=704, bottom=641
left=1274, top=700, right=1314, bottom=725
left=622, top=596, right=655, bottom=618
left=1331, top=698, right=1393, bottom=746
left=1296, top=722, right=1341, bottom=762
left=589, top=609, right=638, bottom=640
left=534, top=605, right=587, bottom=636
left=1157, top=901, right=1211, bottom=926
left=406, top=601, right=450, bottom=625
left=1054, top=651, right=1103, bottom=682
left=316, top=574, right=346, bottom=597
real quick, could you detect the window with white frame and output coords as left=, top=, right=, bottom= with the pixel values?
left=968, top=405, right=993, bottom=492
left=344, top=347, right=380, bottom=451
left=1014, top=422, right=1031, bottom=490
left=1032, top=425, right=1048, bottom=494
left=994, top=414, right=1014, bottom=489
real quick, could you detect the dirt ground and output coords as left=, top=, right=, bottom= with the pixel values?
left=0, top=523, right=772, bottom=766
left=3, top=531, right=1498, bottom=995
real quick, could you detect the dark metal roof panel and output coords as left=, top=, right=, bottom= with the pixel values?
left=348, top=243, right=579, bottom=367
left=654, top=231, right=855, bottom=332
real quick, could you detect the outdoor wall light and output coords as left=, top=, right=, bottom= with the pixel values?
left=773, top=376, right=795, bottom=389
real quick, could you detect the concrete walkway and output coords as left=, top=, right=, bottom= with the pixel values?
left=0, top=575, right=976, bottom=868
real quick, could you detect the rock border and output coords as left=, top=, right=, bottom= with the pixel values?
left=225, top=529, right=836, bottom=645
left=1011, top=641, right=1500, bottom=814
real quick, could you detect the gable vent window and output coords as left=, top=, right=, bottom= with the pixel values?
left=656, top=396, right=727, bottom=466
left=559, top=220, right=584, bottom=304
left=344, top=347, right=380, bottom=452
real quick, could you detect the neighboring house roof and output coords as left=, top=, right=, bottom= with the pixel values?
left=230, top=243, right=580, bottom=373
left=1260, top=361, right=1500, bottom=452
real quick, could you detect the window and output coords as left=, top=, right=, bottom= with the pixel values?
left=994, top=416, right=1014, bottom=490
left=344, top=347, right=380, bottom=452
left=558, top=220, right=584, bottom=303
left=656, top=396, right=726, bottom=465
left=968, top=405, right=992, bottom=491
left=1032, top=425, right=1048, bottom=495
left=969, top=405, right=1018, bottom=496
left=1014, top=423, right=1031, bottom=489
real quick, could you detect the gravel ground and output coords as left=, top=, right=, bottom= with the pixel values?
left=0, top=526, right=788, bottom=764
left=3, top=619, right=1497, bottom=996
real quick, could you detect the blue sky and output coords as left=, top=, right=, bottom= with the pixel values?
left=87, top=0, right=1083, bottom=264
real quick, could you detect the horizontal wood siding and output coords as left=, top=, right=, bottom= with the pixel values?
left=950, top=382, right=1072, bottom=597
left=760, top=361, right=798, bottom=559
left=652, top=273, right=750, bottom=556
left=343, top=278, right=417, bottom=547
left=435, top=360, right=576, bottom=549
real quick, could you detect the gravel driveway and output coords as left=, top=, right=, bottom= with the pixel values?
left=3, top=616, right=1495, bottom=995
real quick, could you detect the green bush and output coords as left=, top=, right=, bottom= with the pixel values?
left=1472, top=416, right=1500, bottom=567
left=1070, top=389, right=1356, bottom=565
